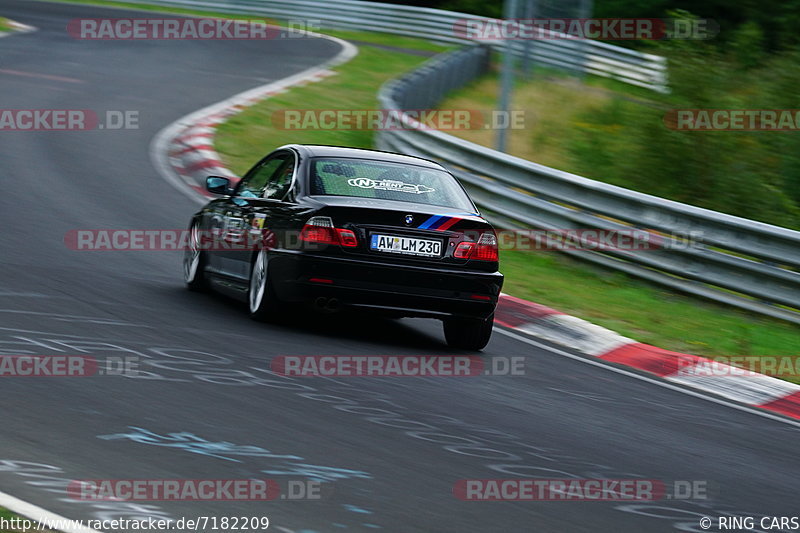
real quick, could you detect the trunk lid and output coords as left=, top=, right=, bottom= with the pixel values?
left=309, top=196, right=495, bottom=267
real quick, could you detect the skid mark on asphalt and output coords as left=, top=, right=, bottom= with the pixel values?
left=0, top=323, right=786, bottom=530
left=0, top=69, right=83, bottom=83
left=0, top=291, right=50, bottom=298
left=98, top=427, right=303, bottom=463
left=0, top=309, right=147, bottom=327
left=0, top=459, right=171, bottom=522
left=97, top=428, right=371, bottom=480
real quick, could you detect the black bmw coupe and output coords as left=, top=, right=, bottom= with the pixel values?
left=184, top=145, right=503, bottom=350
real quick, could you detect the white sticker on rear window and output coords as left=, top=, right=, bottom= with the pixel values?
left=347, top=178, right=435, bottom=194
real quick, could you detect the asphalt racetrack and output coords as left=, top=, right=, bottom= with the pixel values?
left=0, top=2, right=797, bottom=532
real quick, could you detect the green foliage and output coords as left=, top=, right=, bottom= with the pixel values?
left=729, top=21, right=765, bottom=69
left=500, top=249, right=800, bottom=363
left=597, top=0, right=800, bottom=51
left=373, top=0, right=501, bottom=17
left=438, top=0, right=502, bottom=17
left=566, top=19, right=800, bottom=229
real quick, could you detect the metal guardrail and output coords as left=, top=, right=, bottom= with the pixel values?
left=376, top=45, right=800, bottom=324
left=125, top=0, right=798, bottom=322
left=117, top=0, right=668, bottom=92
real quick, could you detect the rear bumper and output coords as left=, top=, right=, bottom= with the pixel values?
left=269, top=250, right=503, bottom=320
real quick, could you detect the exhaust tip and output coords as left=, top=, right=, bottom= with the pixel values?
left=326, top=298, right=340, bottom=312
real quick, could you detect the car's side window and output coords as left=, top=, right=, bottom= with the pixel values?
left=237, top=154, right=287, bottom=198
left=264, top=153, right=296, bottom=200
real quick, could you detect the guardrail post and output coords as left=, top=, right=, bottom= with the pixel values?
left=496, top=0, right=519, bottom=153
left=520, top=0, right=535, bottom=80
left=576, top=0, right=594, bottom=81
left=376, top=41, right=800, bottom=324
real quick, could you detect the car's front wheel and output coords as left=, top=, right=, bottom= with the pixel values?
left=248, top=249, right=279, bottom=321
left=184, top=222, right=207, bottom=292
left=443, top=313, right=494, bottom=351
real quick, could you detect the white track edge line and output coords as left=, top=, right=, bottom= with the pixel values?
left=495, top=327, right=800, bottom=430
left=0, top=12, right=357, bottom=532
left=0, top=14, right=100, bottom=533
left=0, top=490, right=102, bottom=533
left=150, top=29, right=358, bottom=204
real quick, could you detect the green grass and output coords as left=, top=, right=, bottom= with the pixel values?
left=438, top=65, right=800, bottom=364
left=48, top=0, right=449, bottom=53
left=438, top=66, right=658, bottom=172
left=0, top=507, right=14, bottom=523
left=440, top=59, right=800, bottom=230
left=501, top=251, right=800, bottom=361
left=214, top=46, right=800, bottom=367
left=0, top=507, right=54, bottom=532
left=59, top=0, right=800, bottom=374
left=215, top=38, right=447, bottom=174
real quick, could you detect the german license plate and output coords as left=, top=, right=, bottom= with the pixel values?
left=370, top=234, right=442, bottom=257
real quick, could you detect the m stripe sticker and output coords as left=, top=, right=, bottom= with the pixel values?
left=418, top=215, right=443, bottom=229
left=418, top=215, right=460, bottom=231
left=436, top=217, right=460, bottom=231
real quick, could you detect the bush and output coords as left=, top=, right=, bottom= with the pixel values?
left=566, top=16, right=800, bottom=229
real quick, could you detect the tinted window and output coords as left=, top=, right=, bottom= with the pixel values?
left=309, top=158, right=475, bottom=212
left=264, top=157, right=295, bottom=200
left=238, top=155, right=287, bottom=198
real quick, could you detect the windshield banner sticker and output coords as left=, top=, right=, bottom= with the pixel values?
left=347, top=178, right=435, bottom=195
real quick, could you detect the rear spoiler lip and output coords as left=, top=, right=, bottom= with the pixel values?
left=306, top=194, right=480, bottom=218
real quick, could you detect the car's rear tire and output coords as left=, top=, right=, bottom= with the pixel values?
left=248, top=249, right=279, bottom=322
left=443, top=313, right=494, bottom=351
left=184, top=223, right=207, bottom=292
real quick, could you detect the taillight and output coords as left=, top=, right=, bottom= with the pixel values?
left=454, top=242, right=475, bottom=259
left=474, top=232, right=499, bottom=261
left=454, top=232, right=498, bottom=262
left=336, top=228, right=358, bottom=247
left=300, top=216, right=338, bottom=245
left=300, top=216, right=358, bottom=248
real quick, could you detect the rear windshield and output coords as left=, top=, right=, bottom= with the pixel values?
left=309, top=157, right=476, bottom=212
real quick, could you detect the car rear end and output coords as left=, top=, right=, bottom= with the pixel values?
left=270, top=155, right=503, bottom=324
left=271, top=199, right=503, bottom=320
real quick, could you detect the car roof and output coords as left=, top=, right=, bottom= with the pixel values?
left=280, top=144, right=445, bottom=170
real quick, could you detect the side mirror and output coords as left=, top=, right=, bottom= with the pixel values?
left=206, top=176, right=231, bottom=195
